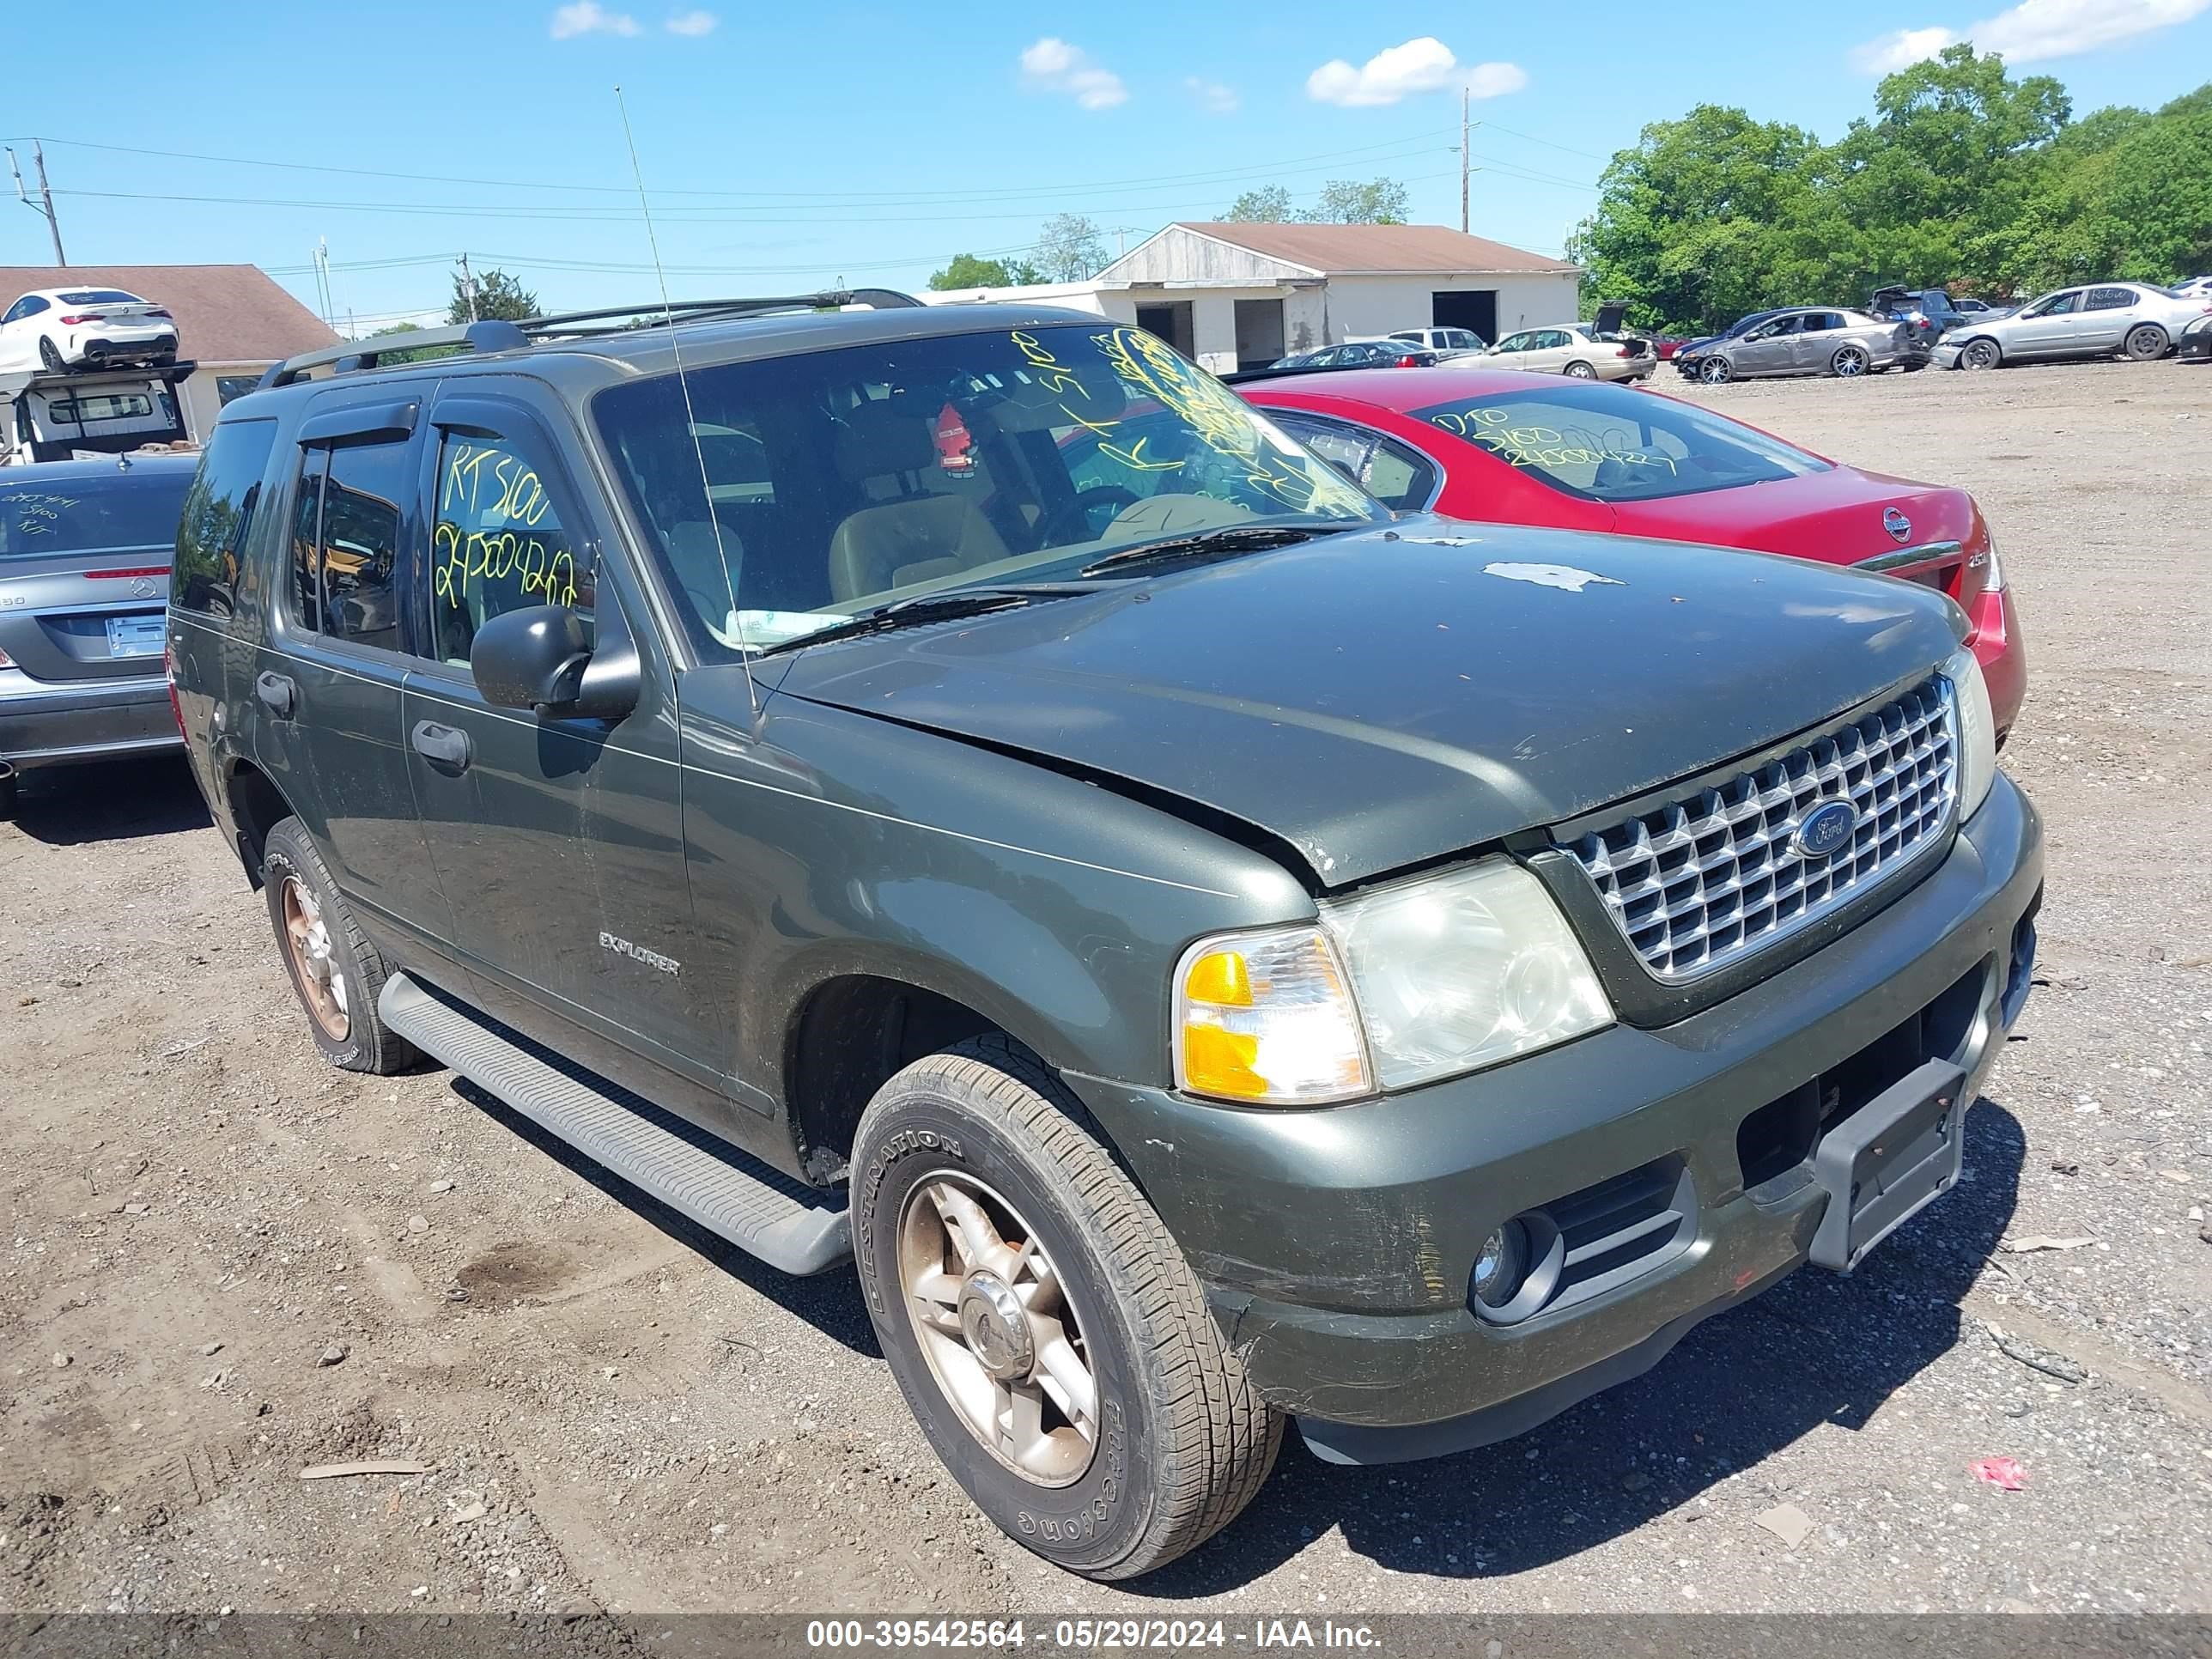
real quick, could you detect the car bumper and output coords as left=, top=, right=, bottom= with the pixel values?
left=66, top=330, right=177, bottom=364
left=1065, top=774, right=2042, bottom=1461
left=0, top=672, right=181, bottom=767
left=1967, top=585, right=2027, bottom=740
left=1933, top=343, right=1966, bottom=368
left=2179, top=330, right=2212, bottom=362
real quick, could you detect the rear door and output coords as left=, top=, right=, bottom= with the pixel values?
left=254, top=392, right=454, bottom=960
left=2079, top=286, right=2140, bottom=351
left=1790, top=312, right=1845, bottom=371
left=397, top=381, right=723, bottom=1103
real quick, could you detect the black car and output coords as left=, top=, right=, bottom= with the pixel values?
left=1268, top=339, right=1443, bottom=371
left=168, top=292, right=2042, bottom=1581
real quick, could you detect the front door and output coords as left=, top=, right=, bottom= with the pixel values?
left=2008, top=290, right=2084, bottom=357
left=1734, top=314, right=1801, bottom=374
left=395, top=384, right=729, bottom=1115
left=257, top=395, right=454, bottom=963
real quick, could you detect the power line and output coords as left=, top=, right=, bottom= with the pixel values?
left=1472, top=120, right=1617, bottom=165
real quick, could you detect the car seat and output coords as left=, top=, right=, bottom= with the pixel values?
left=826, top=403, right=1007, bottom=603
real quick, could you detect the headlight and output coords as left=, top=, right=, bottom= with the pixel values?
left=1174, top=860, right=1612, bottom=1105
left=1943, top=646, right=1996, bottom=821
left=2185, top=314, right=2212, bottom=337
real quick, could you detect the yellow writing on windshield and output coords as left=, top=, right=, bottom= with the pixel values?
left=433, top=442, right=575, bottom=610
left=1427, top=406, right=1679, bottom=477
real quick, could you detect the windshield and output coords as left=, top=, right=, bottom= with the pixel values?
left=0, top=468, right=192, bottom=560
left=1411, top=383, right=1832, bottom=504
left=592, top=322, right=1382, bottom=654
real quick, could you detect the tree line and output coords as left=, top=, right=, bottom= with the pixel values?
left=1570, top=46, right=2212, bottom=336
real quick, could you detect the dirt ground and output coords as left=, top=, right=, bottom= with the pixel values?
left=3, top=358, right=2209, bottom=1620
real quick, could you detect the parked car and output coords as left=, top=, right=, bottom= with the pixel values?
left=1650, top=335, right=1691, bottom=361
left=1675, top=307, right=1927, bottom=383
left=1387, top=325, right=1486, bottom=355
left=171, top=295, right=2039, bottom=1581
left=2178, top=312, right=2212, bottom=362
left=1482, top=323, right=1656, bottom=382
left=1271, top=339, right=1442, bottom=370
left=1868, top=287, right=1983, bottom=346
left=1936, top=282, right=2211, bottom=368
left=2172, top=276, right=2212, bottom=301
left=0, top=453, right=199, bottom=816
left=1239, top=364, right=2027, bottom=740
left=0, top=288, right=179, bottom=374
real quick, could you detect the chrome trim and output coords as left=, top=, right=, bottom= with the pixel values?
left=1856, top=539, right=1962, bottom=574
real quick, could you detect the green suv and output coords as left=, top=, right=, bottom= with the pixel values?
left=168, top=295, right=2043, bottom=1579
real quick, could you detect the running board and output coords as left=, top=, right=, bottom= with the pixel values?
left=378, top=974, right=852, bottom=1275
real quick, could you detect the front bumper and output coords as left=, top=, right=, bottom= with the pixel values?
left=2179, top=330, right=2212, bottom=362
left=0, top=672, right=181, bottom=767
left=1065, top=774, right=2042, bottom=1462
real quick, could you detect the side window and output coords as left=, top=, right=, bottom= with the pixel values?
left=428, top=428, right=592, bottom=667
left=1272, top=415, right=1370, bottom=484
left=288, top=440, right=406, bottom=652
left=2034, top=291, right=2081, bottom=317
left=6, top=295, right=49, bottom=323
left=2086, top=288, right=2135, bottom=311
left=1360, top=435, right=1438, bottom=513
left=173, top=417, right=277, bottom=617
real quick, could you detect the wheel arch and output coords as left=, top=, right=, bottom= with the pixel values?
left=223, top=757, right=297, bottom=888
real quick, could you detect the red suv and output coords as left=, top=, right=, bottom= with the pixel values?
left=1241, top=366, right=2025, bottom=739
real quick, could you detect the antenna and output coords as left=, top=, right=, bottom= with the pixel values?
left=615, top=85, right=758, bottom=717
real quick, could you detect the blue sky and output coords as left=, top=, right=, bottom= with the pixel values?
left=4, top=0, right=2208, bottom=334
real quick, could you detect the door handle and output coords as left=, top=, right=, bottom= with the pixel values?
left=254, top=671, right=296, bottom=719
left=410, top=720, right=471, bottom=771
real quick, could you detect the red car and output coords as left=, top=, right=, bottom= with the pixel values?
left=1242, top=366, right=2025, bottom=739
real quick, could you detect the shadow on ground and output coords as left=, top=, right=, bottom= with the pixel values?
left=6, top=757, right=210, bottom=847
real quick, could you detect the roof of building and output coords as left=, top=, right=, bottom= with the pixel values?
left=1159, top=223, right=1579, bottom=276
left=0, top=264, right=337, bottom=363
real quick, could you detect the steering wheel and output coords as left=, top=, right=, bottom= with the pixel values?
left=1047, top=483, right=1142, bottom=544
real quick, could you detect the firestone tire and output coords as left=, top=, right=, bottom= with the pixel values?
left=260, top=817, right=417, bottom=1075
left=852, top=1036, right=1282, bottom=1582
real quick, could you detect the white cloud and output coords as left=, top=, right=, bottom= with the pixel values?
left=550, top=1, right=639, bottom=38
left=1019, top=38, right=1129, bottom=110
left=1306, top=37, right=1528, bottom=107
left=1186, top=76, right=1239, bottom=114
left=665, top=8, right=717, bottom=33
left=1851, top=0, right=2208, bottom=70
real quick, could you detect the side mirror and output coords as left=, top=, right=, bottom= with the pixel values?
left=471, top=605, right=591, bottom=712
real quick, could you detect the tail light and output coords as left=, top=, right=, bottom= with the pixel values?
left=59, top=313, right=99, bottom=325
left=1395, top=355, right=1419, bottom=367
left=145, top=308, right=173, bottom=319
left=0, top=643, right=14, bottom=668
left=164, top=641, right=185, bottom=737
left=1614, top=346, right=1631, bottom=357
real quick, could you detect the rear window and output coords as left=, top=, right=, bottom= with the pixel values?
left=174, top=418, right=278, bottom=615
left=0, top=467, right=194, bottom=560
left=57, top=289, right=143, bottom=305
left=1411, top=383, right=1832, bottom=503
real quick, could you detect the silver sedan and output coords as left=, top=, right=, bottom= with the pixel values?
left=1680, top=307, right=1925, bottom=383
left=1936, top=283, right=2211, bottom=369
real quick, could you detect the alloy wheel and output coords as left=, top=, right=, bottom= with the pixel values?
left=1963, top=340, right=2000, bottom=370
left=1833, top=347, right=1869, bottom=377
left=1699, top=357, right=1731, bottom=385
left=897, top=1171, right=1097, bottom=1486
left=280, top=877, right=350, bottom=1041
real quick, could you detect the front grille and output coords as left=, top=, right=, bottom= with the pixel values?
left=1561, top=675, right=1957, bottom=981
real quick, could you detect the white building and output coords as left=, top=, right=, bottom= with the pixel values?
left=921, top=222, right=1583, bottom=373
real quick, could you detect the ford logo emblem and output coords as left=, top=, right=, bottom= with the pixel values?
left=1795, top=799, right=1860, bottom=860
left=1883, top=507, right=1912, bottom=544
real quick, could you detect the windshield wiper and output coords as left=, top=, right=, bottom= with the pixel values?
left=1078, top=522, right=1356, bottom=578
left=769, top=584, right=1093, bottom=652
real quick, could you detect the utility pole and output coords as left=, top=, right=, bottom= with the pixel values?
left=312, top=239, right=334, bottom=328
left=458, top=252, right=478, bottom=322
left=1460, top=88, right=1472, bottom=234
left=7, top=141, right=67, bottom=265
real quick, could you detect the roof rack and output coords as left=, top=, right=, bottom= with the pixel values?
left=258, top=289, right=925, bottom=390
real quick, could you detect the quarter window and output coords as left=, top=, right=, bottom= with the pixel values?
left=174, top=418, right=277, bottom=616
left=428, top=428, right=592, bottom=666
left=289, top=439, right=407, bottom=652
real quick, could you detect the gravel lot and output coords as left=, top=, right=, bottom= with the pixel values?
left=4, top=358, right=2209, bottom=1620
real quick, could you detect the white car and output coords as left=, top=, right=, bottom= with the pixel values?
left=0, top=287, right=179, bottom=374
left=1483, top=323, right=1656, bottom=382
left=1386, top=325, right=1488, bottom=356
left=1936, top=281, right=2212, bottom=369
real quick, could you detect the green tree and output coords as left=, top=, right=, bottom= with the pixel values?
left=927, top=252, right=1045, bottom=289
left=1035, top=214, right=1109, bottom=282
left=447, top=267, right=539, bottom=325
left=1224, top=185, right=1294, bottom=222
left=1310, top=178, right=1409, bottom=225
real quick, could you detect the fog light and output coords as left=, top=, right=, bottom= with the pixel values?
left=1471, top=1220, right=1526, bottom=1310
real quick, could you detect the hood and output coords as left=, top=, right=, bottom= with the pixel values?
left=776, top=522, right=1961, bottom=888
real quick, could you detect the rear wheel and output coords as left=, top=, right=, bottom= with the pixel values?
left=1961, top=338, right=2002, bottom=371
left=853, top=1036, right=1281, bottom=1581
left=1563, top=361, right=1597, bottom=380
left=261, top=817, right=416, bottom=1073
left=1830, top=345, right=1870, bottom=378
left=1698, top=356, right=1733, bottom=385
left=37, top=337, right=64, bottom=373
left=2124, top=324, right=2168, bottom=362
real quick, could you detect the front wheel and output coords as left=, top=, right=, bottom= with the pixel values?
left=1698, top=356, right=1734, bottom=385
left=1961, top=338, right=2002, bottom=371
left=1830, top=345, right=1870, bottom=378
left=853, top=1037, right=1282, bottom=1581
left=1563, top=361, right=1597, bottom=379
left=2124, top=324, right=2168, bottom=362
